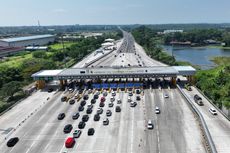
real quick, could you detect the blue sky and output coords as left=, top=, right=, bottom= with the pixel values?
left=1, top=0, right=230, bottom=26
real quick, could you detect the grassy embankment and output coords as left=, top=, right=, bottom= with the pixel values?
left=195, top=56, right=230, bottom=109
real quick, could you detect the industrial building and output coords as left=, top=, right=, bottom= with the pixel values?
left=0, top=34, right=55, bottom=47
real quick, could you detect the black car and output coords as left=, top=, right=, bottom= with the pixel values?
left=99, top=102, right=105, bottom=107
left=82, top=115, right=89, bottom=122
left=80, top=100, right=86, bottom=107
left=7, top=137, right=19, bottom=147
left=115, top=106, right=121, bottom=112
left=94, top=114, right=100, bottom=121
left=78, top=90, right=83, bottom=94
left=136, top=96, right=141, bottom=101
left=61, top=96, right=67, bottom=102
left=48, top=88, right=53, bottom=93
left=94, top=94, right=99, bottom=99
left=78, top=106, right=84, bottom=111
left=69, top=99, right=75, bottom=105
left=83, top=95, right=89, bottom=100
left=78, top=121, right=86, bottom=129
left=86, top=108, right=92, bottom=114
left=91, top=99, right=96, bottom=104
left=58, top=113, right=65, bottom=120
left=88, top=128, right=95, bottom=136
left=63, top=124, right=73, bottom=133
left=136, top=89, right=141, bottom=94
left=72, top=112, right=80, bottom=120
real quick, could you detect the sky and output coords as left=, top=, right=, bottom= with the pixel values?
left=1, top=0, right=230, bottom=26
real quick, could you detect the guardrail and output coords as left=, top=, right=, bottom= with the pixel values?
left=194, top=86, right=230, bottom=121
left=177, top=85, right=217, bottom=153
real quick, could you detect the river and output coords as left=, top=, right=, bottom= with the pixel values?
left=162, top=45, right=230, bottom=69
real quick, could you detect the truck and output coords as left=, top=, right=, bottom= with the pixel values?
left=194, top=94, right=203, bottom=106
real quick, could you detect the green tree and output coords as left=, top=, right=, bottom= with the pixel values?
left=32, top=51, right=47, bottom=58
left=0, top=81, right=22, bottom=99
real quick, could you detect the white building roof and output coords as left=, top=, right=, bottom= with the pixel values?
left=0, top=34, right=54, bottom=43
left=105, top=38, right=115, bottom=42
left=101, top=42, right=114, bottom=47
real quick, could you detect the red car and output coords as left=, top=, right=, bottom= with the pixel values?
left=65, top=137, right=75, bottom=148
left=100, top=97, right=105, bottom=102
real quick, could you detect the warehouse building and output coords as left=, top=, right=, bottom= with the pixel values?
left=0, top=34, right=55, bottom=47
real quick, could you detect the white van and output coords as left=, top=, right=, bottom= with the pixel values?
left=147, top=120, right=153, bottom=129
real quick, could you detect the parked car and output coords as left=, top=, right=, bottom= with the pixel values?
left=73, top=130, right=82, bottom=138
left=106, top=110, right=112, bottom=116
left=99, top=102, right=105, bottom=107
left=78, top=106, right=84, bottom=111
left=129, top=92, right=133, bottom=96
left=128, top=97, right=132, bottom=102
left=88, top=128, right=95, bottom=135
left=110, top=97, right=115, bottom=102
left=97, top=108, right=103, bottom=114
left=48, top=88, right=53, bottom=93
left=130, top=102, right=137, bottom=107
left=117, top=99, right=122, bottom=104
left=94, top=114, right=100, bottom=121
left=103, top=91, right=108, bottom=97
left=209, top=108, right=217, bottom=115
left=136, top=96, right=141, bottom=101
left=103, top=118, right=109, bottom=125
left=112, top=91, right=116, bottom=96
left=108, top=102, right=114, bottom=107
left=91, top=99, right=96, bottom=104
left=101, top=97, right=106, bottom=102
left=63, top=124, right=73, bottom=133
left=69, top=99, right=75, bottom=105
left=61, top=96, right=67, bottom=102
left=6, top=137, right=19, bottom=147
left=83, top=95, right=89, bottom=100
left=86, top=108, right=92, bottom=114
left=94, top=94, right=99, bottom=99
left=58, top=113, right=65, bottom=120
left=82, top=115, right=89, bottom=122
left=78, top=121, right=86, bottom=129
left=87, top=104, right=93, bottom=109
left=115, top=106, right=121, bottom=112
left=80, top=100, right=86, bottom=106
left=65, top=137, right=75, bottom=148
left=72, top=113, right=80, bottom=120
left=136, top=89, right=141, bottom=94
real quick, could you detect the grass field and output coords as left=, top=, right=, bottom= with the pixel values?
left=211, top=56, right=230, bottom=65
left=50, top=42, right=77, bottom=50
left=0, top=53, right=32, bottom=68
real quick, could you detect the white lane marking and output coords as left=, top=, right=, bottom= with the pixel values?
left=130, top=111, right=134, bottom=153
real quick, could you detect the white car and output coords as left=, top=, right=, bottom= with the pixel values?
left=103, top=118, right=109, bottom=125
left=112, top=91, right=116, bottom=96
left=110, top=97, right=115, bottom=102
left=209, top=108, right=217, bottom=115
left=147, top=120, right=153, bottom=129
left=117, top=99, right=122, bottom=104
left=164, top=94, right=169, bottom=98
left=130, top=102, right=137, bottom=107
left=155, top=107, right=160, bottom=114
left=128, top=97, right=132, bottom=102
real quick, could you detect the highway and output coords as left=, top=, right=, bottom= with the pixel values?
left=0, top=30, right=219, bottom=153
